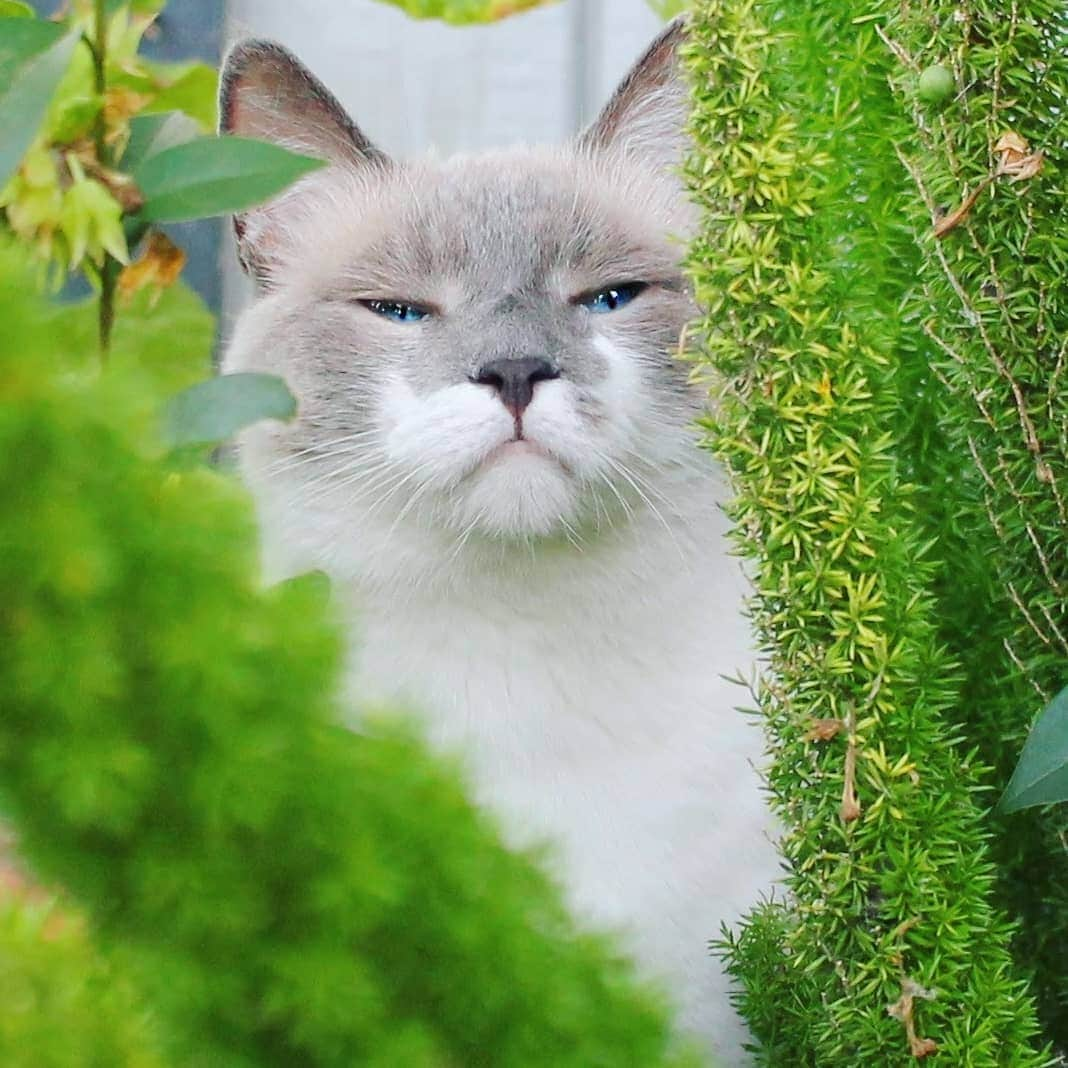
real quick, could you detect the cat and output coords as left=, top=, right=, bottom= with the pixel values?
left=219, top=18, right=781, bottom=1063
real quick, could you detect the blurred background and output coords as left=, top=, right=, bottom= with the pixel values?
left=30, top=0, right=667, bottom=335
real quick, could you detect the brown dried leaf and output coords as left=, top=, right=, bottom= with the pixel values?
left=841, top=738, right=861, bottom=822
left=805, top=718, right=845, bottom=742
left=933, top=176, right=992, bottom=238
left=887, top=978, right=939, bottom=1059
left=911, top=1037, right=939, bottom=1057
left=994, top=130, right=1029, bottom=162
left=1003, top=150, right=1044, bottom=182
left=105, top=87, right=155, bottom=128
left=118, top=230, right=186, bottom=304
left=994, top=131, right=1044, bottom=182
left=936, top=130, right=1043, bottom=239
left=95, top=167, right=144, bottom=214
left=66, top=142, right=145, bottom=214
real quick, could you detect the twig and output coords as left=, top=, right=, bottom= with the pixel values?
left=90, top=0, right=117, bottom=359
left=840, top=703, right=861, bottom=823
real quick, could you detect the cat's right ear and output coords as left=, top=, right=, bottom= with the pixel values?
left=219, top=41, right=387, bottom=285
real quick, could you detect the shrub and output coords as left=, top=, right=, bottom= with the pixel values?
left=0, top=237, right=696, bottom=1066
left=683, top=0, right=1052, bottom=1061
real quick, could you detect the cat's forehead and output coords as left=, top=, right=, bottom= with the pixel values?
left=328, top=149, right=682, bottom=296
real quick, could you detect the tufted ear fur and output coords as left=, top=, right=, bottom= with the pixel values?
left=219, top=40, right=388, bottom=285
left=577, top=17, right=689, bottom=175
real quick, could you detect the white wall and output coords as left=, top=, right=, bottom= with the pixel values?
left=225, top=0, right=664, bottom=151
left=221, top=0, right=666, bottom=320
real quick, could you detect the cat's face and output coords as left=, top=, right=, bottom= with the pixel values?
left=222, top=22, right=701, bottom=544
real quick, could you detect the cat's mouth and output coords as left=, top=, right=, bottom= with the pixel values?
left=483, top=437, right=552, bottom=464
left=478, top=435, right=576, bottom=479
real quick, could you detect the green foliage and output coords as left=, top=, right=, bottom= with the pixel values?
left=0, top=240, right=214, bottom=398
left=372, top=0, right=556, bottom=23
left=0, top=896, right=164, bottom=1067
left=120, top=110, right=201, bottom=171
left=0, top=241, right=697, bottom=1066
left=916, top=65, right=954, bottom=108
left=139, top=60, right=218, bottom=129
left=0, top=27, right=78, bottom=185
left=164, top=373, right=297, bottom=449
left=877, top=0, right=1068, bottom=1041
left=684, top=0, right=1048, bottom=1062
left=1000, top=687, right=1068, bottom=813
left=647, top=0, right=689, bottom=18
left=0, top=0, right=309, bottom=371
left=132, top=136, right=325, bottom=224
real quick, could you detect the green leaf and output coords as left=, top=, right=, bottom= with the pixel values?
left=121, top=110, right=201, bottom=171
left=142, top=61, right=218, bottom=130
left=0, top=29, right=79, bottom=186
left=133, top=136, right=325, bottom=224
left=0, top=18, right=65, bottom=87
left=0, top=1, right=34, bottom=17
left=646, top=0, right=688, bottom=17
left=105, top=0, right=165, bottom=12
left=372, top=0, right=555, bottom=23
left=999, top=686, right=1068, bottom=813
left=273, top=569, right=333, bottom=606
left=163, top=373, right=297, bottom=448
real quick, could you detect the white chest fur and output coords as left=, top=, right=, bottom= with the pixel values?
left=248, top=451, right=782, bottom=1064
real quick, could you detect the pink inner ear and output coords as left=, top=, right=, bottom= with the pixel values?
left=220, top=41, right=391, bottom=286
left=220, top=41, right=386, bottom=169
left=578, top=17, right=687, bottom=169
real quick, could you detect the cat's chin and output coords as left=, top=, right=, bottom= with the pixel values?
left=453, top=446, right=581, bottom=539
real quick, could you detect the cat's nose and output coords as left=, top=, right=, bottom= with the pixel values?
left=471, top=357, right=560, bottom=418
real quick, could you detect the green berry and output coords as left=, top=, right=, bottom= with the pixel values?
left=918, top=64, right=955, bottom=106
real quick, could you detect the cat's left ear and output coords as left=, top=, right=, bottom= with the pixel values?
left=578, top=16, right=689, bottom=173
left=219, top=40, right=388, bottom=285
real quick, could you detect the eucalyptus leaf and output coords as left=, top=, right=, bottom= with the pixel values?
left=133, top=136, right=325, bottom=224
left=163, top=373, right=297, bottom=448
left=999, top=686, right=1068, bottom=813
left=0, top=29, right=78, bottom=185
left=0, top=19, right=65, bottom=88
left=122, top=110, right=201, bottom=172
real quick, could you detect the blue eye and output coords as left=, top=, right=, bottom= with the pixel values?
left=579, top=282, right=647, bottom=314
left=361, top=299, right=431, bottom=323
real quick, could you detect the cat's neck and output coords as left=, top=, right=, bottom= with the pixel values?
left=328, top=462, right=729, bottom=608
left=332, top=455, right=754, bottom=761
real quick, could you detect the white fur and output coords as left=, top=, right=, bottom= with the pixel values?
left=227, top=311, right=781, bottom=1062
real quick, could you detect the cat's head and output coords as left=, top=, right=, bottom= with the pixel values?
left=221, top=20, right=704, bottom=556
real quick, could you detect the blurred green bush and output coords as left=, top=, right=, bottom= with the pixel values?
left=0, top=233, right=696, bottom=1066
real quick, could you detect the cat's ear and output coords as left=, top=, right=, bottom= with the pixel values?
left=578, top=17, right=688, bottom=173
left=219, top=40, right=387, bottom=283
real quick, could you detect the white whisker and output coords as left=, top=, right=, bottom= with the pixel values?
left=602, top=453, right=683, bottom=557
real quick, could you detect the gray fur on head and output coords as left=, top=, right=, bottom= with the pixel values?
left=220, top=18, right=704, bottom=558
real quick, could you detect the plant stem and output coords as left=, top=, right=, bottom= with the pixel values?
left=92, top=0, right=115, bottom=359
left=98, top=259, right=118, bottom=355
left=92, top=0, right=108, bottom=166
